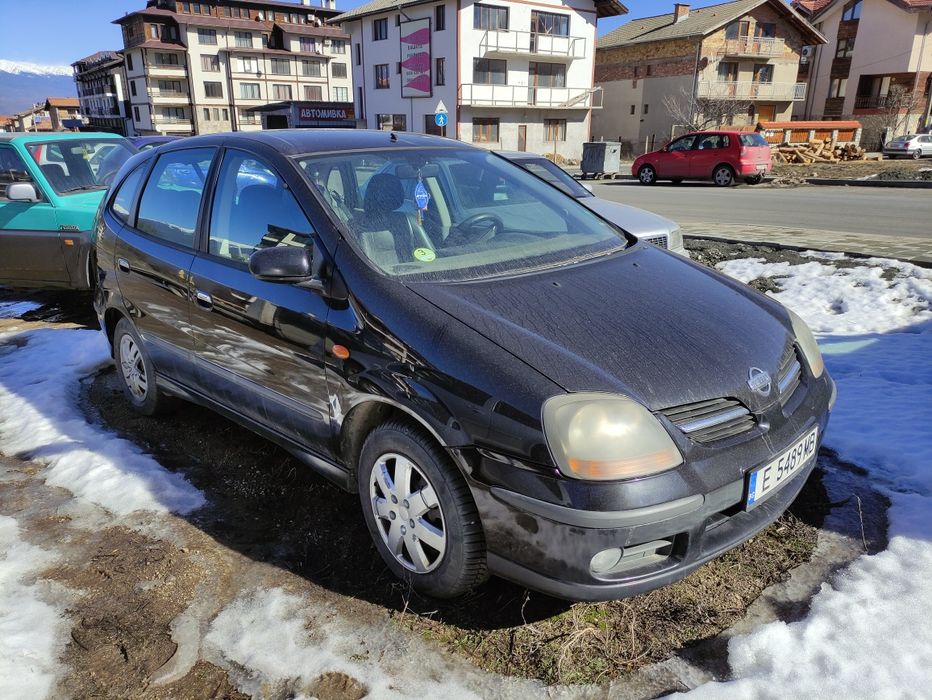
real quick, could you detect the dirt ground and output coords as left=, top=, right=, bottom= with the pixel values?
left=0, top=242, right=890, bottom=694
left=771, top=158, right=931, bottom=180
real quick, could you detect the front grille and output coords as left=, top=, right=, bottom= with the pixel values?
left=777, top=343, right=802, bottom=406
left=661, top=397, right=756, bottom=444
left=641, top=234, right=668, bottom=249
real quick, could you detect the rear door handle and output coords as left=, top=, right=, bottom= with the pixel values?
left=195, top=290, right=213, bottom=310
left=117, top=258, right=131, bottom=273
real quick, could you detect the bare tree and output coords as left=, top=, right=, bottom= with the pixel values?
left=877, top=85, right=925, bottom=135
left=662, top=86, right=754, bottom=134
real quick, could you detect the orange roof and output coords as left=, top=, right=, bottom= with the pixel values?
left=760, top=120, right=862, bottom=129
left=45, top=97, right=80, bottom=108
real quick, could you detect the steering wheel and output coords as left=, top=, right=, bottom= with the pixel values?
left=447, top=213, right=503, bottom=246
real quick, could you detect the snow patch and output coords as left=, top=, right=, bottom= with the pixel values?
left=0, top=302, right=42, bottom=319
left=0, top=328, right=204, bottom=516
left=0, top=59, right=72, bottom=77
left=0, top=515, right=64, bottom=700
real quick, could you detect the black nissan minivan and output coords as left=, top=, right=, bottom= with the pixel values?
left=94, top=131, right=835, bottom=601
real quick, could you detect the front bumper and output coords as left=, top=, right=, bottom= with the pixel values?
left=461, top=374, right=834, bottom=601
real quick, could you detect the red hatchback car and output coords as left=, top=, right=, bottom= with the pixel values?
left=633, top=131, right=772, bottom=186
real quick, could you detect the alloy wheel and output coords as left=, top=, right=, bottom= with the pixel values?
left=714, top=166, right=734, bottom=186
left=119, top=334, right=148, bottom=401
left=639, top=166, right=656, bottom=184
left=369, top=452, right=447, bottom=573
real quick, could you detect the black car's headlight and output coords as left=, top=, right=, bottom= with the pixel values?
left=787, top=308, right=824, bottom=378
left=542, top=393, right=683, bottom=481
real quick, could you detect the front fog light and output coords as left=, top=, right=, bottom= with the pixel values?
left=590, top=548, right=623, bottom=574
left=787, top=308, right=824, bottom=378
left=542, top=393, right=683, bottom=481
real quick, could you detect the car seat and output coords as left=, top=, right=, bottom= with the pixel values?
left=352, top=174, right=433, bottom=267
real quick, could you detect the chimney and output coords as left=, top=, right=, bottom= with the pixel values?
left=674, top=3, right=690, bottom=22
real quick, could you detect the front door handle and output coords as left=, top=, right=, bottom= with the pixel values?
left=195, top=290, right=213, bottom=310
left=117, top=258, right=131, bottom=273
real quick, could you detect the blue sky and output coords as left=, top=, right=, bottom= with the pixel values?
left=0, top=0, right=729, bottom=66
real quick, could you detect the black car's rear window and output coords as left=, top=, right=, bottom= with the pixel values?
left=740, top=133, right=770, bottom=147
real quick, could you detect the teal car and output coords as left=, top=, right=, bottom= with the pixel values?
left=0, top=132, right=136, bottom=290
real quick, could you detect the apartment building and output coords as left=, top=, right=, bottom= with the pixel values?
left=72, top=51, right=132, bottom=135
left=792, top=0, right=932, bottom=137
left=334, top=0, right=627, bottom=159
left=592, top=0, right=825, bottom=152
left=113, top=0, right=353, bottom=136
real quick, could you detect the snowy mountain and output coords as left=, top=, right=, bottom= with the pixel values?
left=0, top=60, right=76, bottom=115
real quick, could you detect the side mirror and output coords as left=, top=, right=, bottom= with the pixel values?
left=7, top=182, right=39, bottom=202
left=248, top=246, right=312, bottom=283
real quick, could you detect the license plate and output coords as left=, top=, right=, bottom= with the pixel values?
left=746, top=426, right=818, bottom=509
left=757, top=164, right=768, bottom=171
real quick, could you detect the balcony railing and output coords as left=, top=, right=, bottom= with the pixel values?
left=479, top=29, right=586, bottom=59
left=721, top=36, right=786, bottom=57
left=152, top=116, right=191, bottom=124
left=150, top=89, right=190, bottom=100
left=854, top=94, right=890, bottom=109
left=459, top=84, right=602, bottom=108
left=697, top=81, right=807, bottom=101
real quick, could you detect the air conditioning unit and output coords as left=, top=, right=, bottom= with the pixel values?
left=800, top=46, right=812, bottom=65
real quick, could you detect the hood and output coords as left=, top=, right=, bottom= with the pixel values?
left=409, top=246, right=792, bottom=412
left=580, top=197, right=677, bottom=238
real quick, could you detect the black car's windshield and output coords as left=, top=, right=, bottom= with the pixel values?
left=512, top=157, right=592, bottom=199
left=25, top=139, right=136, bottom=195
left=297, top=147, right=626, bottom=282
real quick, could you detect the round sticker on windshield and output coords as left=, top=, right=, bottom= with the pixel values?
left=413, top=247, right=436, bottom=262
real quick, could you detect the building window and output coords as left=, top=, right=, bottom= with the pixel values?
left=272, top=84, right=293, bottom=100
left=237, top=56, right=256, bottom=73
left=198, top=28, right=217, bottom=45
left=643, top=103, right=649, bottom=114
left=544, top=118, right=566, bottom=142
left=157, top=79, right=183, bottom=95
left=473, top=58, right=506, bottom=85
left=377, top=114, right=406, bottom=131
left=630, top=104, right=635, bottom=115
left=725, top=20, right=750, bottom=40
left=304, top=85, right=322, bottom=100
left=355, top=43, right=362, bottom=66
left=753, top=64, right=773, bottom=84
left=756, top=22, right=776, bottom=38
left=436, top=57, right=445, bottom=86
left=154, top=53, right=179, bottom=66
left=203, top=107, right=211, bottom=120
left=529, top=62, right=565, bottom=87
left=271, top=58, right=290, bottom=75
left=472, top=117, right=499, bottom=142
left=373, top=18, right=388, bottom=41
left=842, top=0, right=862, bottom=21
left=375, top=63, right=390, bottom=89
left=239, top=107, right=258, bottom=124
left=201, top=54, right=220, bottom=72
left=332, top=39, right=346, bottom=54
left=133, top=106, right=140, bottom=121
left=530, top=11, right=569, bottom=36
left=130, top=80, right=137, bottom=97
left=836, top=37, right=855, bottom=59
left=240, top=82, right=261, bottom=99
left=126, top=53, right=134, bottom=71
left=149, top=25, right=159, bottom=39
left=204, top=81, right=222, bottom=98
left=302, top=59, right=322, bottom=77
left=396, top=14, right=401, bottom=26
left=474, top=4, right=508, bottom=31
left=435, top=5, right=445, bottom=31
left=300, top=37, right=318, bottom=53
left=334, top=86, right=349, bottom=101
left=332, top=62, right=347, bottom=78
left=235, top=31, right=252, bottom=48
left=829, top=77, right=847, bottom=98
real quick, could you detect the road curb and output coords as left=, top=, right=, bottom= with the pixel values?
left=802, top=177, right=932, bottom=188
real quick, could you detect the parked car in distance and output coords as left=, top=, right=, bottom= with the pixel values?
left=882, top=134, right=932, bottom=159
left=129, top=135, right=181, bottom=151
left=497, top=151, right=687, bottom=256
left=634, top=131, right=772, bottom=187
left=0, top=132, right=136, bottom=290
left=96, top=130, right=834, bottom=601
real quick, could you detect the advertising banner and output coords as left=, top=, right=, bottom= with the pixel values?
left=400, top=18, right=431, bottom=98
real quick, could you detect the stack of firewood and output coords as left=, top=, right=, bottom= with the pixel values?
left=771, top=140, right=875, bottom=164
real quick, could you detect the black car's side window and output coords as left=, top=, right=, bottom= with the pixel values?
left=110, top=163, right=148, bottom=225
left=0, top=147, right=36, bottom=200
left=136, top=148, right=215, bottom=248
left=208, top=150, right=314, bottom=263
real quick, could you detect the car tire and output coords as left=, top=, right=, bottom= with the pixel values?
left=113, top=317, right=171, bottom=416
left=911, top=151, right=921, bottom=160
left=744, top=174, right=764, bottom=185
left=358, top=420, right=487, bottom=599
left=638, top=165, right=657, bottom=185
left=671, top=178, right=683, bottom=185
left=713, top=165, right=735, bottom=187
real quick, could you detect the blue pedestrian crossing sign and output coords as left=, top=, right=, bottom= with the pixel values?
left=434, top=112, right=447, bottom=127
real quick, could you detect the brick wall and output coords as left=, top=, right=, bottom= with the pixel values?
left=594, top=38, right=698, bottom=83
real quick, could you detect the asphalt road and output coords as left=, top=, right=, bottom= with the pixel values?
left=590, top=181, right=932, bottom=239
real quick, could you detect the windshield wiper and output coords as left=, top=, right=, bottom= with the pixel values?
left=60, top=184, right=105, bottom=194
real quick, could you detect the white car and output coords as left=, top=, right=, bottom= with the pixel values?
left=883, top=134, right=932, bottom=159
left=497, top=151, right=688, bottom=257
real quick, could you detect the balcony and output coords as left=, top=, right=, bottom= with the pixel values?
left=152, top=115, right=193, bottom=132
left=479, top=30, right=586, bottom=60
left=720, top=36, right=786, bottom=58
left=150, top=89, right=191, bottom=104
left=697, top=81, right=807, bottom=101
left=854, top=94, right=892, bottom=110
left=147, top=62, right=186, bottom=76
left=459, top=84, right=602, bottom=109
